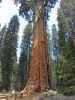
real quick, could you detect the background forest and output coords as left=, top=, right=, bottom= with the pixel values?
left=0, top=0, right=75, bottom=96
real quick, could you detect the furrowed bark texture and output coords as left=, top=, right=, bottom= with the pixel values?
left=29, top=14, right=49, bottom=90
left=21, top=10, right=50, bottom=96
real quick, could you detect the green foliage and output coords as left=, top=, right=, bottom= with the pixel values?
left=17, top=23, right=32, bottom=90
left=0, top=64, right=2, bottom=80
left=1, top=15, right=19, bottom=90
left=57, top=0, right=75, bottom=95
left=58, top=86, right=75, bottom=96
left=15, top=0, right=57, bottom=22
left=12, top=63, right=18, bottom=81
left=60, top=0, right=75, bottom=40
left=56, top=55, right=75, bottom=95
left=52, top=24, right=59, bottom=56
left=0, top=25, right=7, bottom=61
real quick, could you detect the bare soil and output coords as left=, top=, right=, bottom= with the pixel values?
left=0, top=93, right=75, bottom=100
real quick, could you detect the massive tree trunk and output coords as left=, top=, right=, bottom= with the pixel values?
left=21, top=2, right=50, bottom=96
left=29, top=13, right=49, bottom=90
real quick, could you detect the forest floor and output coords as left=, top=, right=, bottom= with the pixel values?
left=0, top=91, right=75, bottom=100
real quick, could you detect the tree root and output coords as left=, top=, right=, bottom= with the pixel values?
left=20, top=84, right=41, bottom=96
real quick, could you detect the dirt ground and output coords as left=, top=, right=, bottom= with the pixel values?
left=0, top=93, right=75, bottom=100
left=15, top=95, right=75, bottom=100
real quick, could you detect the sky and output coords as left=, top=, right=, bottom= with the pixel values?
left=0, top=0, right=60, bottom=61
left=48, top=0, right=60, bottom=35
left=0, top=0, right=28, bottom=61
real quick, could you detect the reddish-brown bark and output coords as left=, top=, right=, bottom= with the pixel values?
left=21, top=12, right=50, bottom=96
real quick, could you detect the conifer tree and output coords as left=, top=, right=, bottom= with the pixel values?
left=18, top=23, right=32, bottom=90
left=57, top=1, right=75, bottom=94
left=1, top=15, right=19, bottom=90
left=0, top=25, right=7, bottom=61
left=14, top=0, right=58, bottom=95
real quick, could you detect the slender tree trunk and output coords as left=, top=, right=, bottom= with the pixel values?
left=26, top=41, right=30, bottom=79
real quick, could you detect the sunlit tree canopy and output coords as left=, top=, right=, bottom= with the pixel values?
left=13, top=0, right=58, bottom=21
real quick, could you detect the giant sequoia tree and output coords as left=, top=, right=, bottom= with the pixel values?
left=14, top=0, right=57, bottom=95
